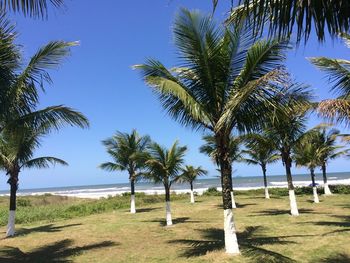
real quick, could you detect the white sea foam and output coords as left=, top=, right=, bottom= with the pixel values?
left=1, top=177, right=349, bottom=199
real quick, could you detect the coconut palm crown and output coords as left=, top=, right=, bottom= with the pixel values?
left=135, top=8, right=294, bottom=254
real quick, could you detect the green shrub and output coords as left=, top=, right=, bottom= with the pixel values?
left=17, top=198, right=32, bottom=207
left=203, top=187, right=221, bottom=196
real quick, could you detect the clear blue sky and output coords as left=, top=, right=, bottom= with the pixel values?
left=1, top=0, right=349, bottom=190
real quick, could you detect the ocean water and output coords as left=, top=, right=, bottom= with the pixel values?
left=0, top=171, right=349, bottom=199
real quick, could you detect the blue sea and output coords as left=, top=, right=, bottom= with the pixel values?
left=0, top=172, right=349, bottom=198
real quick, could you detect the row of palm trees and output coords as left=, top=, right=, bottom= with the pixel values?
left=134, top=7, right=350, bottom=255
left=1, top=0, right=350, bottom=257
left=99, top=130, right=207, bottom=225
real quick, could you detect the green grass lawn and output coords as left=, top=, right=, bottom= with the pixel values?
left=0, top=192, right=349, bottom=262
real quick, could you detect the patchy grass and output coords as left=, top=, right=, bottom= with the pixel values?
left=0, top=192, right=349, bottom=262
left=0, top=193, right=189, bottom=226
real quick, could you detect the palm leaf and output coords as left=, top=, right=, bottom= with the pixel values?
left=23, top=156, right=67, bottom=169
left=0, top=0, right=64, bottom=18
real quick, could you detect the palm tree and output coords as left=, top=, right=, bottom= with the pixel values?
left=0, top=0, right=64, bottom=18
left=265, top=83, right=313, bottom=216
left=224, top=0, right=350, bottom=43
left=178, top=165, right=207, bottom=203
left=0, top=18, right=88, bottom=237
left=145, top=141, right=187, bottom=226
left=100, top=130, right=151, bottom=213
left=312, top=127, right=347, bottom=195
left=241, top=133, right=280, bottom=199
left=293, top=132, right=322, bottom=203
left=0, top=126, right=69, bottom=237
left=309, top=33, right=350, bottom=127
left=135, top=8, right=291, bottom=254
left=200, top=134, right=242, bottom=208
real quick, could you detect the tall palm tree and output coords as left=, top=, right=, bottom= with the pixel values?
left=199, top=134, right=242, bottom=208
left=0, top=0, right=64, bottom=18
left=293, top=132, right=322, bottom=203
left=145, top=141, right=187, bottom=226
left=99, top=130, right=151, bottom=214
left=309, top=33, right=350, bottom=127
left=224, top=0, right=350, bottom=43
left=0, top=17, right=88, bottom=237
left=266, top=83, right=313, bottom=216
left=0, top=126, right=68, bottom=237
left=135, top=8, right=291, bottom=254
left=178, top=165, right=207, bottom=203
left=241, top=133, right=280, bottom=199
left=311, top=127, right=347, bottom=195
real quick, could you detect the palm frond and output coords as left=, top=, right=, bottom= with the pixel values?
left=0, top=0, right=64, bottom=18
left=227, top=0, right=350, bottom=43
left=23, top=156, right=67, bottom=169
left=309, top=57, right=350, bottom=97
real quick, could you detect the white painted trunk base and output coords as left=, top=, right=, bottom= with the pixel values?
left=130, top=194, right=136, bottom=213
left=264, top=187, right=270, bottom=199
left=288, top=190, right=299, bottom=216
left=231, top=191, right=236, bottom=209
left=324, top=183, right=332, bottom=195
left=6, top=210, right=15, bottom=237
left=224, top=209, right=240, bottom=254
left=166, top=201, right=172, bottom=226
left=190, top=190, right=195, bottom=203
left=313, top=187, right=319, bottom=203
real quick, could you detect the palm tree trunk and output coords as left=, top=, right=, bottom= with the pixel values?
left=229, top=168, right=237, bottom=208
left=7, top=172, right=18, bottom=237
left=310, top=168, right=319, bottom=203
left=190, top=182, right=195, bottom=203
left=322, top=163, right=332, bottom=195
left=283, top=152, right=299, bottom=216
left=165, top=185, right=172, bottom=226
left=262, top=164, right=270, bottom=199
left=130, top=178, right=136, bottom=213
left=216, top=132, right=239, bottom=255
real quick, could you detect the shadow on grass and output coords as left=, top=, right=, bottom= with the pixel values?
left=136, top=207, right=161, bottom=213
left=168, top=226, right=301, bottom=262
left=304, top=215, right=350, bottom=229
left=16, top=224, right=82, bottom=237
left=318, top=253, right=350, bottom=263
left=145, top=217, right=202, bottom=226
left=214, top=203, right=257, bottom=209
left=253, top=208, right=317, bottom=216
left=0, top=239, right=117, bottom=262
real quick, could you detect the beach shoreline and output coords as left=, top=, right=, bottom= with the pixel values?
left=1, top=178, right=349, bottom=199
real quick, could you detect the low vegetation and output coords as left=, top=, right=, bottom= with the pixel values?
left=1, top=185, right=349, bottom=227
left=0, top=193, right=349, bottom=262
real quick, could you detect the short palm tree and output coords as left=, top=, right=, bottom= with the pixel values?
left=100, top=130, right=151, bottom=213
left=178, top=165, right=207, bottom=203
left=0, top=126, right=68, bottom=237
left=266, top=83, right=313, bottom=216
left=135, top=8, right=291, bottom=254
left=311, top=127, right=347, bottom=195
left=309, top=33, right=350, bottom=126
left=225, top=0, right=350, bottom=43
left=145, top=141, right=187, bottom=226
left=200, top=134, right=242, bottom=208
left=293, top=132, right=322, bottom=203
left=241, top=133, right=280, bottom=199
